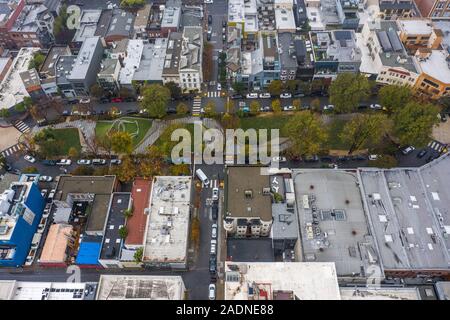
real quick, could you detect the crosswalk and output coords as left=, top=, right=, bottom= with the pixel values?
left=14, top=120, right=30, bottom=133
left=207, top=91, right=222, bottom=98
left=204, top=179, right=219, bottom=189
left=192, top=96, right=202, bottom=116
left=428, top=140, right=447, bottom=152
left=1, top=143, right=23, bottom=157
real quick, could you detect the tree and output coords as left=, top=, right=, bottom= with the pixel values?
left=250, top=101, right=260, bottom=114
left=170, top=164, right=190, bottom=176
left=293, top=99, right=302, bottom=111
left=22, top=166, right=38, bottom=174
left=118, top=226, right=128, bottom=239
left=176, top=102, right=189, bottom=116
left=165, top=82, right=182, bottom=100
left=378, top=85, right=412, bottom=114
left=299, top=81, right=311, bottom=95
left=120, top=0, right=145, bottom=8
left=140, top=84, right=170, bottom=119
left=68, top=147, right=79, bottom=158
left=393, top=101, right=440, bottom=148
left=110, top=131, right=133, bottom=154
left=113, top=156, right=137, bottom=182
left=204, top=101, right=217, bottom=118
left=109, top=106, right=120, bottom=118
left=53, top=5, right=68, bottom=37
left=329, top=73, right=371, bottom=113
left=28, top=52, right=45, bottom=70
left=133, top=247, right=143, bottom=263
left=221, top=112, right=240, bottom=129
left=123, top=207, right=133, bottom=218
left=283, top=111, right=328, bottom=157
left=310, top=98, right=321, bottom=112
left=368, top=155, right=398, bottom=168
left=272, top=99, right=282, bottom=114
left=232, top=82, right=245, bottom=94
left=90, top=84, right=104, bottom=98
left=0, top=109, right=10, bottom=118
left=268, top=80, right=284, bottom=96
left=286, top=80, right=298, bottom=94
left=340, top=114, right=391, bottom=154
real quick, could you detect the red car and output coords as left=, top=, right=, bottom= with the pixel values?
left=111, top=97, right=123, bottom=103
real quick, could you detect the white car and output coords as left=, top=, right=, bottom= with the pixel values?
left=272, top=156, right=287, bottom=162
left=204, top=0, right=213, bottom=3
left=323, top=105, right=335, bottom=111
left=370, top=103, right=382, bottom=110
left=24, top=155, right=36, bottom=163
left=56, top=159, right=72, bottom=166
left=110, top=159, right=122, bottom=165
left=212, top=187, right=219, bottom=201
left=368, top=154, right=379, bottom=161
left=92, top=159, right=107, bottom=165
left=283, top=105, right=294, bottom=111
left=246, top=93, right=258, bottom=99
left=401, top=146, right=415, bottom=155
left=217, top=83, right=221, bottom=91
left=208, top=284, right=216, bottom=300
left=77, top=159, right=91, bottom=165
left=38, top=176, right=53, bottom=182
left=47, top=189, right=56, bottom=201
left=137, top=96, right=144, bottom=102
left=259, top=93, right=271, bottom=99
left=79, top=98, right=91, bottom=104
left=211, top=223, right=217, bottom=239
left=280, top=93, right=292, bottom=99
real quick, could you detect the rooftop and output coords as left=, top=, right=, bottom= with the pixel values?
left=433, top=20, right=450, bottom=48
left=179, top=26, right=202, bottom=72
left=415, top=50, right=450, bottom=84
left=67, top=36, right=102, bottom=81
left=106, top=8, right=134, bottom=39
left=224, top=262, right=341, bottom=300
left=11, top=4, right=49, bottom=33
left=133, top=38, right=167, bottom=82
left=40, top=46, right=71, bottom=78
left=55, top=54, right=76, bottom=85
left=435, top=282, right=450, bottom=300
left=125, top=178, right=151, bottom=246
left=79, top=9, right=102, bottom=24
left=0, top=281, right=87, bottom=300
left=310, top=30, right=361, bottom=63
left=143, top=176, right=192, bottom=264
left=98, top=58, right=119, bottom=76
left=100, top=193, right=130, bottom=261
left=359, top=156, right=450, bottom=271
left=340, top=286, right=421, bottom=300
left=226, top=166, right=272, bottom=221
left=275, top=6, right=296, bottom=31
left=162, top=31, right=182, bottom=76
left=133, top=4, right=151, bottom=32
left=19, top=68, right=40, bottom=89
left=119, top=39, right=144, bottom=84
left=293, top=169, right=380, bottom=277
left=228, top=0, right=245, bottom=24
left=39, top=223, right=73, bottom=264
left=96, top=275, right=185, bottom=300
left=398, top=19, right=433, bottom=35
left=161, top=0, right=181, bottom=29
left=278, top=32, right=298, bottom=69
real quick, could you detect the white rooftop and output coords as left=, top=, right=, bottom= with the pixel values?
left=416, top=50, right=450, bottom=84
left=224, top=262, right=341, bottom=300
left=67, top=36, right=101, bottom=80
left=0, top=48, right=38, bottom=110
left=398, top=19, right=433, bottom=35
left=143, top=176, right=191, bottom=264
left=275, top=7, right=296, bottom=31
left=119, top=39, right=144, bottom=85
left=228, top=0, right=245, bottom=24
left=133, top=38, right=167, bottom=82
left=96, top=275, right=185, bottom=300
left=306, top=7, right=324, bottom=31
left=340, top=287, right=421, bottom=300
left=0, top=281, right=87, bottom=300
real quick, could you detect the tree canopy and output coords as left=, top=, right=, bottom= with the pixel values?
left=329, top=73, right=371, bottom=113
left=140, top=84, right=170, bottom=119
left=378, top=85, right=412, bottom=114
left=110, top=131, right=133, bottom=154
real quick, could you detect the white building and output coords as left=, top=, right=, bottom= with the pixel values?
left=179, top=27, right=203, bottom=92
left=0, top=280, right=91, bottom=300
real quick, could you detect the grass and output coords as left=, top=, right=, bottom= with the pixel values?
left=325, top=117, right=352, bottom=151
left=239, top=114, right=291, bottom=137
left=53, top=128, right=82, bottom=154
left=95, top=117, right=152, bottom=147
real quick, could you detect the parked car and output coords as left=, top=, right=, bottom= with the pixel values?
left=56, top=159, right=72, bottom=166
left=212, top=187, right=219, bottom=201
left=217, top=83, right=222, bottom=91
left=283, top=105, right=294, bottom=111
left=272, top=156, right=287, bottom=162
left=210, top=239, right=217, bottom=254
left=47, top=189, right=56, bottom=202
left=126, top=109, right=138, bottom=115
left=111, top=97, right=123, bottom=103
left=39, top=176, right=53, bottom=182
left=222, top=34, right=226, bottom=42
left=110, top=159, right=122, bottom=165
left=79, top=98, right=91, bottom=104
left=370, top=103, right=382, bottom=110
left=92, top=159, right=106, bottom=165
left=320, top=156, right=333, bottom=162
left=231, top=94, right=243, bottom=99
left=207, top=31, right=211, bottom=41
left=24, top=155, right=36, bottom=163
left=124, top=97, right=136, bottom=102
left=352, top=155, right=367, bottom=161
left=401, top=146, right=415, bottom=155
left=208, top=284, right=216, bottom=300
left=294, top=92, right=305, bottom=98
left=222, top=20, right=226, bottom=27
left=259, top=93, right=271, bottom=99
left=211, top=223, right=217, bottom=239
left=209, top=256, right=216, bottom=273
left=77, top=159, right=91, bottom=165
left=323, top=105, right=335, bottom=111
left=208, top=15, right=212, bottom=24
left=100, top=97, right=110, bottom=103
left=67, top=99, right=79, bottom=105
left=212, top=204, right=218, bottom=220
left=42, top=160, right=57, bottom=166
left=280, top=93, right=292, bottom=99
left=304, top=155, right=319, bottom=162
left=167, top=106, right=177, bottom=114
left=417, top=149, right=428, bottom=158
left=246, top=93, right=258, bottom=99
left=368, top=154, right=379, bottom=161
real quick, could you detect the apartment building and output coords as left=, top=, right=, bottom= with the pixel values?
left=179, top=26, right=203, bottom=92
left=160, top=0, right=181, bottom=37
left=397, top=18, right=443, bottom=53
left=162, top=32, right=183, bottom=86
left=39, top=45, right=71, bottom=97
left=414, top=49, right=450, bottom=100
left=97, top=58, right=121, bottom=94
left=414, top=0, right=450, bottom=18
left=379, top=0, right=415, bottom=20
left=0, top=0, right=25, bottom=49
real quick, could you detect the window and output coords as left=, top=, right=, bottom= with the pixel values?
left=244, top=190, right=253, bottom=199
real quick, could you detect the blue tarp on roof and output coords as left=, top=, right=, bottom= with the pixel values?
left=76, top=241, right=101, bottom=265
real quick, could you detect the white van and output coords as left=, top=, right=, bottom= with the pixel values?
left=196, top=169, right=210, bottom=186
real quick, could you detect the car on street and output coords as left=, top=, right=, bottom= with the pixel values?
left=280, top=93, right=292, bottom=99
left=211, top=223, right=217, bottom=239
left=352, top=155, right=367, bottom=161
left=212, top=204, right=218, bottom=220
left=208, top=15, right=212, bottom=24
left=260, top=106, right=271, bottom=112
left=222, top=20, right=226, bottom=27
left=209, top=255, right=216, bottom=273
left=24, top=155, right=36, bottom=163
left=368, top=154, right=379, bottom=161
left=67, top=99, right=79, bottom=104
left=126, top=109, right=138, bottom=115
left=370, top=103, right=382, bottom=110
left=110, top=159, right=122, bottom=165
left=100, top=97, right=110, bottom=103
left=79, top=98, right=91, bottom=104
left=283, top=105, right=294, bottom=111
left=401, top=146, right=415, bottom=155
left=111, top=97, right=123, bottom=103
left=212, top=187, right=219, bottom=201
left=39, top=176, right=53, bottom=182
left=210, top=239, right=217, bottom=254
left=304, top=155, right=319, bottom=162
left=57, top=159, right=72, bottom=166
left=222, top=34, right=226, bottom=42
left=124, top=97, right=136, bottom=102
left=208, top=284, right=216, bottom=300
left=259, top=93, right=271, bottom=99
left=62, top=110, right=70, bottom=116
left=47, top=189, right=56, bottom=202
left=246, top=93, right=258, bottom=99
left=294, top=92, right=305, bottom=98
left=77, top=159, right=91, bottom=165
left=92, top=159, right=107, bottom=165
left=323, top=105, right=335, bottom=111
left=417, top=149, right=428, bottom=158
left=231, top=94, right=243, bottom=99
left=217, top=83, right=221, bottom=91
left=272, top=156, right=287, bottom=162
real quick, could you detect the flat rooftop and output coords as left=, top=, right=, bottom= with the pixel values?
left=96, top=275, right=185, bottom=300
left=133, top=39, right=167, bottom=82
left=275, top=6, right=296, bottom=31
left=226, top=166, right=272, bottom=221
left=293, top=169, right=380, bottom=277
left=143, top=176, right=191, bottom=264
left=416, top=50, right=450, bottom=84
left=100, top=193, right=131, bottom=261
left=224, top=262, right=341, bottom=300
left=359, top=157, right=450, bottom=271
left=0, top=281, right=87, bottom=300
left=398, top=19, right=433, bottom=35
left=228, top=0, right=245, bottom=24
left=119, top=39, right=144, bottom=84
left=40, top=46, right=71, bottom=77
left=67, top=36, right=101, bottom=80
left=433, top=21, right=450, bottom=47
left=126, top=178, right=151, bottom=246
left=340, top=286, right=421, bottom=300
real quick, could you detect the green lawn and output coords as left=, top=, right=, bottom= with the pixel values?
left=95, top=117, right=152, bottom=147
left=239, top=114, right=291, bottom=137
left=54, top=128, right=81, bottom=155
